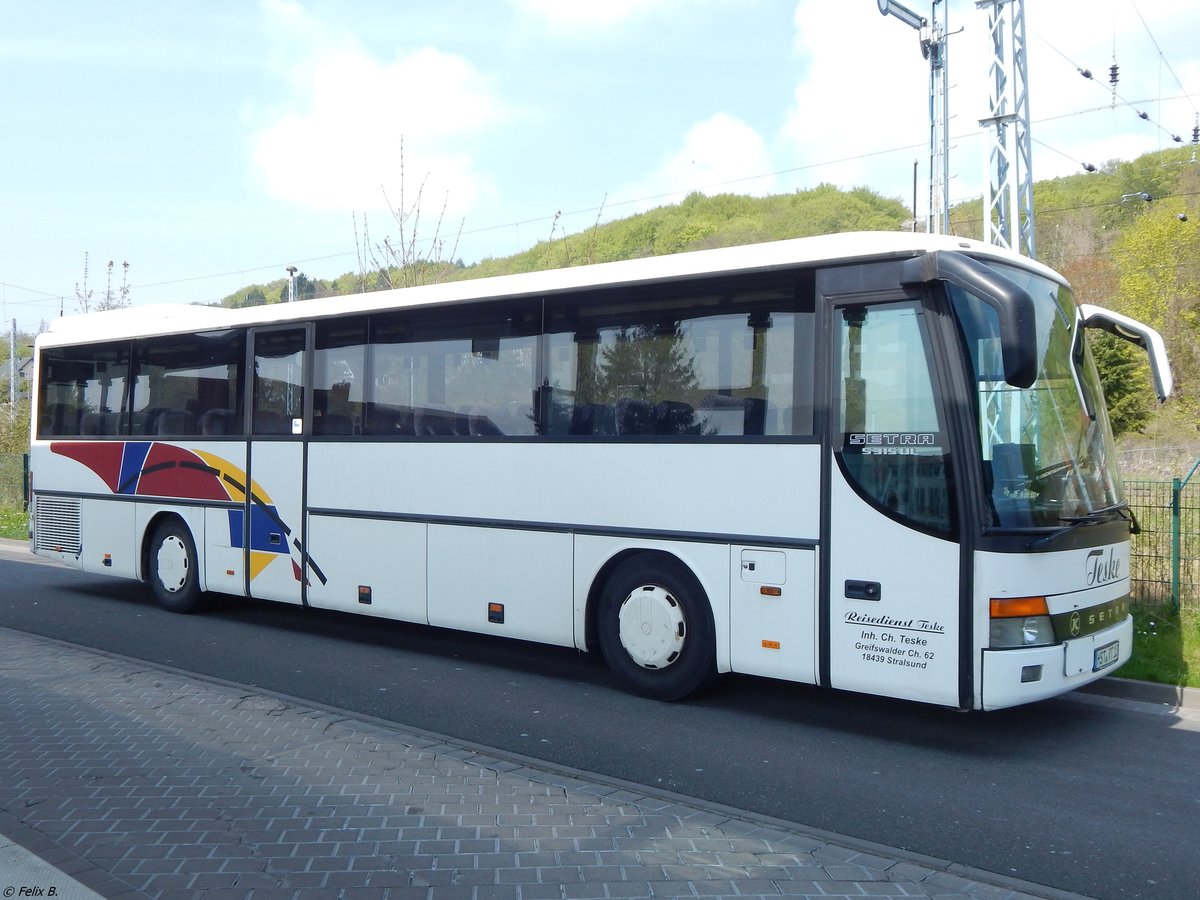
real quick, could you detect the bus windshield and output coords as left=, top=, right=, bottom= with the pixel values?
left=950, top=263, right=1123, bottom=530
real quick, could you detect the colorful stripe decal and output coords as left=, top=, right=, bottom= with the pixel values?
left=51, top=441, right=324, bottom=586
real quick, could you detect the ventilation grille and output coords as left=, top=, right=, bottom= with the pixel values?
left=35, top=496, right=82, bottom=554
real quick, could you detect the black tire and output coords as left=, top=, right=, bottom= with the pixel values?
left=147, top=519, right=205, bottom=613
left=598, top=555, right=717, bottom=701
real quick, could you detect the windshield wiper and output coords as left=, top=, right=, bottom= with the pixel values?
left=1061, top=502, right=1131, bottom=525
left=1026, top=502, right=1138, bottom=550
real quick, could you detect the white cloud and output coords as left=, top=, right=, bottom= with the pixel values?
left=509, top=0, right=676, bottom=29
left=250, top=1, right=508, bottom=217
left=781, top=0, right=943, bottom=205
left=611, top=113, right=776, bottom=214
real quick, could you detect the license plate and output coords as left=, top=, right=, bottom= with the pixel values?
left=1093, top=640, right=1120, bottom=672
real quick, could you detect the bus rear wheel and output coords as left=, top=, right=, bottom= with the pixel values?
left=148, top=519, right=205, bottom=614
left=598, top=555, right=717, bottom=701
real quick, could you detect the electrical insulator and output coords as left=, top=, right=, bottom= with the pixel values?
left=1109, top=63, right=1119, bottom=86
left=1082, top=163, right=1097, bottom=173
left=1193, top=125, right=1200, bottom=144
left=1079, top=67, right=1093, bottom=80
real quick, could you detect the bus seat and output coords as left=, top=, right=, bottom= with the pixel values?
left=129, top=408, right=163, bottom=435
left=991, top=443, right=1035, bottom=493
left=616, top=398, right=655, bottom=435
left=415, top=406, right=456, bottom=435
left=655, top=400, right=698, bottom=435
left=365, top=405, right=414, bottom=436
left=200, top=408, right=237, bottom=436
left=157, top=410, right=198, bottom=436
left=315, top=413, right=353, bottom=435
left=252, top=410, right=287, bottom=434
left=569, top=403, right=614, bottom=436
left=699, top=394, right=744, bottom=435
left=743, top=397, right=767, bottom=435
left=48, top=403, right=81, bottom=435
left=80, top=412, right=107, bottom=435
left=466, top=406, right=503, bottom=436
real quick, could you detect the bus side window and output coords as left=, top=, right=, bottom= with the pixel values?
left=37, top=344, right=131, bottom=438
left=252, top=329, right=307, bottom=436
left=834, top=303, right=954, bottom=536
left=133, top=330, right=244, bottom=439
left=314, top=318, right=367, bottom=437
left=543, top=274, right=815, bottom=439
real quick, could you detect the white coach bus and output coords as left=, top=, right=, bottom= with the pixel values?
left=28, top=232, right=1171, bottom=710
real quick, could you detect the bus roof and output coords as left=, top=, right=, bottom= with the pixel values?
left=38, top=231, right=1064, bottom=346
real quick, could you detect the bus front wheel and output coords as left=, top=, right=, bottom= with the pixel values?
left=598, top=555, right=717, bottom=701
left=148, top=520, right=204, bottom=614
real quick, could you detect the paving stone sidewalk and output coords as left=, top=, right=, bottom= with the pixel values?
left=0, top=626, right=1079, bottom=900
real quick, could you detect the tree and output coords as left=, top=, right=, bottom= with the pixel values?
left=1111, top=201, right=1200, bottom=418
left=589, top=324, right=700, bottom=406
left=354, top=137, right=464, bottom=291
left=75, top=254, right=131, bottom=314
left=1089, top=332, right=1153, bottom=437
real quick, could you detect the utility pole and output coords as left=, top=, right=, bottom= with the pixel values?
left=8, top=319, right=15, bottom=420
left=977, top=0, right=1034, bottom=258
left=876, top=0, right=951, bottom=236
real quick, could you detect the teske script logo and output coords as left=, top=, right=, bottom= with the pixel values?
left=1085, top=548, right=1123, bottom=587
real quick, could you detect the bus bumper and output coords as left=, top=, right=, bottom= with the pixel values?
left=980, top=614, right=1134, bottom=710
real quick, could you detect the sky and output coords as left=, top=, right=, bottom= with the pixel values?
left=2, top=0, right=1198, bottom=336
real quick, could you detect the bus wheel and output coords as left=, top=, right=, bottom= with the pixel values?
left=148, top=520, right=204, bottom=614
left=598, top=556, right=716, bottom=701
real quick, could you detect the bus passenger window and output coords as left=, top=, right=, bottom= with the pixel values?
left=834, top=304, right=953, bottom=535
left=543, top=273, right=815, bottom=438
left=314, top=319, right=367, bottom=437
left=253, top=330, right=306, bottom=436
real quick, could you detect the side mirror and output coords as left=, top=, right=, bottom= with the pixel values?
left=901, top=252, right=1038, bottom=388
left=1079, top=304, right=1173, bottom=402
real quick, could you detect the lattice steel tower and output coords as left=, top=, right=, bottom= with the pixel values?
left=977, top=0, right=1035, bottom=258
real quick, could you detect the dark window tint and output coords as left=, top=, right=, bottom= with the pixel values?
left=37, top=343, right=131, bottom=437
left=132, top=330, right=244, bottom=437
left=365, top=302, right=539, bottom=436
left=314, top=318, right=367, bottom=436
left=543, top=273, right=815, bottom=437
left=253, top=329, right=307, bottom=436
left=834, top=303, right=952, bottom=535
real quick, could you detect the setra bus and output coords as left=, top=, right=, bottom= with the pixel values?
left=27, top=232, right=1171, bottom=710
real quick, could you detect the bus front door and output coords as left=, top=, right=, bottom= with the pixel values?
left=820, top=270, right=964, bottom=708
left=244, top=326, right=311, bottom=606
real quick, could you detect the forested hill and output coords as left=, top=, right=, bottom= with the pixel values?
left=221, top=184, right=912, bottom=306
left=221, top=146, right=1200, bottom=449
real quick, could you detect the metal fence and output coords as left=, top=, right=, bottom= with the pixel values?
left=0, top=452, right=1193, bottom=608
left=1127, top=479, right=1200, bottom=611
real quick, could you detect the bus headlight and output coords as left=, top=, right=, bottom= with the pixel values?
left=990, top=615, right=1055, bottom=648
left=989, top=596, right=1056, bottom=648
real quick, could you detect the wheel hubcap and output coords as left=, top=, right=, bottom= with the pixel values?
left=156, top=535, right=190, bottom=594
left=617, top=584, right=685, bottom=669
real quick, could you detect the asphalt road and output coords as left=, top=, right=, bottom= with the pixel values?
left=2, top=546, right=1196, bottom=900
